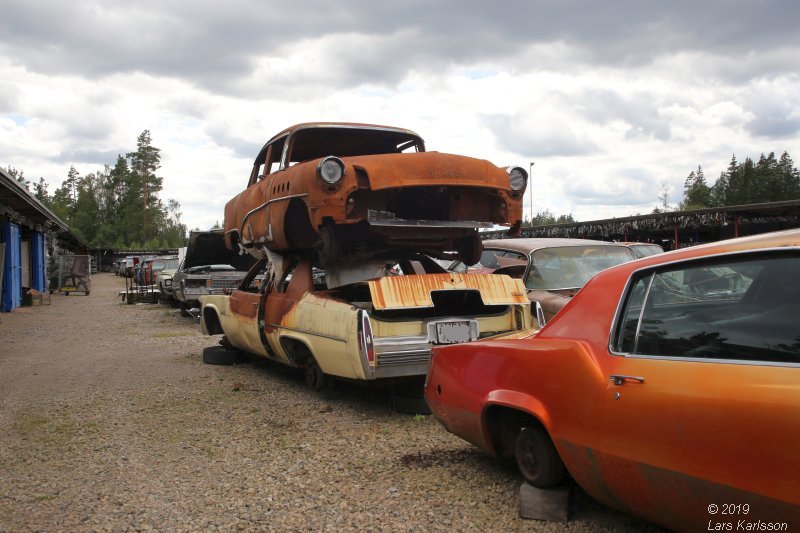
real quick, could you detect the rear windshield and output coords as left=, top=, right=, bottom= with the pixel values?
left=526, top=245, right=635, bottom=290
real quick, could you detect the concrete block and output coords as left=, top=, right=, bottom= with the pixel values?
left=519, top=482, right=570, bottom=522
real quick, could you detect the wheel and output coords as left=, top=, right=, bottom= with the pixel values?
left=202, top=346, right=246, bottom=365
left=316, top=225, right=340, bottom=268
left=515, top=426, right=564, bottom=487
left=304, top=360, right=327, bottom=391
left=179, top=302, right=190, bottom=317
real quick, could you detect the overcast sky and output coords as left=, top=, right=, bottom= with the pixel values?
left=2, top=0, right=799, bottom=231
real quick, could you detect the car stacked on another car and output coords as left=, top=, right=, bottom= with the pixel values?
left=223, top=122, right=528, bottom=266
left=424, top=228, right=800, bottom=531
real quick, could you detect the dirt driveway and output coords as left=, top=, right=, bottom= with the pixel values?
left=0, top=273, right=659, bottom=531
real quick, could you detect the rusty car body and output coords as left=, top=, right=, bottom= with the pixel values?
left=223, top=122, right=527, bottom=266
left=424, top=229, right=800, bottom=530
left=172, top=231, right=255, bottom=315
left=199, top=253, right=536, bottom=390
left=449, top=238, right=638, bottom=323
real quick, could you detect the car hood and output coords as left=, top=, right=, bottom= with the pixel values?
left=343, top=151, right=509, bottom=191
left=184, top=230, right=256, bottom=271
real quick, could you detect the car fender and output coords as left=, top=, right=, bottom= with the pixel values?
left=480, top=389, right=553, bottom=454
left=199, top=297, right=228, bottom=336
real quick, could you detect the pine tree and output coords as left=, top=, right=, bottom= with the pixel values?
left=681, top=165, right=711, bottom=209
left=126, top=130, right=163, bottom=244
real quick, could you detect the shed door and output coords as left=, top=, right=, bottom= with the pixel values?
left=20, top=239, right=30, bottom=288
left=2, top=222, right=22, bottom=311
left=31, top=232, right=46, bottom=292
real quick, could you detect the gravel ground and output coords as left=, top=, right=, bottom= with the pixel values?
left=0, top=273, right=661, bottom=532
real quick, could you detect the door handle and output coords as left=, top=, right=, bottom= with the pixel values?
left=610, top=374, right=645, bottom=386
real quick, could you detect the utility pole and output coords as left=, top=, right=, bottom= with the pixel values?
left=528, top=162, right=535, bottom=226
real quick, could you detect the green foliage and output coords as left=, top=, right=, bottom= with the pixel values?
left=5, top=166, right=30, bottom=189
left=681, top=166, right=711, bottom=210
left=527, top=210, right=576, bottom=227
left=683, top=152, right=799, bottom=210
left=29, top=131, right=188, bottom=249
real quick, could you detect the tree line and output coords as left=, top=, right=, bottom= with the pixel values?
left=679, top=151, right=800, bottom=211
left=7, top=130, right=187, bottom=249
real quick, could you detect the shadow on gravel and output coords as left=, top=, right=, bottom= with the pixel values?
left=228, top=354, right=405, bottom=417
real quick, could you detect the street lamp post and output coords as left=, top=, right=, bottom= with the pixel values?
left=528, top=162, right=535, bottom=226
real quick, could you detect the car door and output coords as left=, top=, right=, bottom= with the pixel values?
left=588, top=251, right=800, bottom=529
left=225, top=258, right=269, bottom=357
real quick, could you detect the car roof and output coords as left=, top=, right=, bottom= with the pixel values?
left=602, top=228, right=800, bottom=276
left=482, top=237, right=624, bottom=254
left=266, top=122, right=423, bottom=146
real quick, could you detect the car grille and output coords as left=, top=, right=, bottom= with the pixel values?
left=211, top=279, right=239, bottom=289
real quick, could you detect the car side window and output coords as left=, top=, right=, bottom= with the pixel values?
left=613, top=253, right=800, bottom=364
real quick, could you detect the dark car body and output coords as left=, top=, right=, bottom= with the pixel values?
left=172, top=231, right=256, bottom=312
left=450, top=238, right=637, bottom=323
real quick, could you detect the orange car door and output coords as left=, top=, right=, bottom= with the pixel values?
left=589, top=253, right=800, bottom=528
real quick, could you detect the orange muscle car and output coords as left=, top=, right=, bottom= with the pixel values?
left=425, top=229, right=800, bottom=530
left=223, top=123, right=527, bottom=266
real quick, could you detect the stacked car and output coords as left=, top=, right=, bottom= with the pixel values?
left=198, top=122, right=536, bottom=403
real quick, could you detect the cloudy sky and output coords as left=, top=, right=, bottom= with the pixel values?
left=2, top=0, right=799, bottom=231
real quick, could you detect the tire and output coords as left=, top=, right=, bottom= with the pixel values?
left=304, top=360, right=327, bottom=391
left=316, top=225, right=340, bottom=268
left=202, top=346, right=246, bottom=365
left=179, top=302, right=190, bottom=317
left=515, top=426, right=565, bottom=488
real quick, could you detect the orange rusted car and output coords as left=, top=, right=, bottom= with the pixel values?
left=425, top=229, right=800, bottom=530
left=223, top=122, right=526, bottom=266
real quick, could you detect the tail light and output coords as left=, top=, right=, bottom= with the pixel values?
left=357, top=310, right=375, bottom=366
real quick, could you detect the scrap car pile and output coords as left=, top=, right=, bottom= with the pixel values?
left=127, top=121, right=799, bottom=530
left=197, top=122, right=537, bottom=402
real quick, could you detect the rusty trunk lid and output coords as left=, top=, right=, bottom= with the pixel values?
left=366, top=273, right=528, bottom=310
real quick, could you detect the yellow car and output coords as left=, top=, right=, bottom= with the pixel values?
left=198, top=253, right=535, bottom=397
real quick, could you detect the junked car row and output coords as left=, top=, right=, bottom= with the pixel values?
left=148, top=121, right=797, bottom=529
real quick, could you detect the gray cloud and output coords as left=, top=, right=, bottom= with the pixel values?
left=561, top=169, right=656, bottom=206
left=483, top=114, right=598, bottom=158
left=50, top=149, right=125, bottom=167
left=578, top=90, right=673, bottom=141
left=3, top=0, right=799, bottom=97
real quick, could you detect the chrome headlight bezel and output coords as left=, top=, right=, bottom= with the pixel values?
left=507, top=166, right=528, bottom=192
left=317, top=156, right=346, bottom=186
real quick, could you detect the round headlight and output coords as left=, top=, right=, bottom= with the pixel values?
left=507, top=166, right=528, bottom=192
left=317, top=156, right=345, bottom=185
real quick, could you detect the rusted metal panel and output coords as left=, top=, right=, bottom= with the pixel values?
left=224, top=123, right=525, bottom=264
left=368, top=273, right=528, bottom=310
